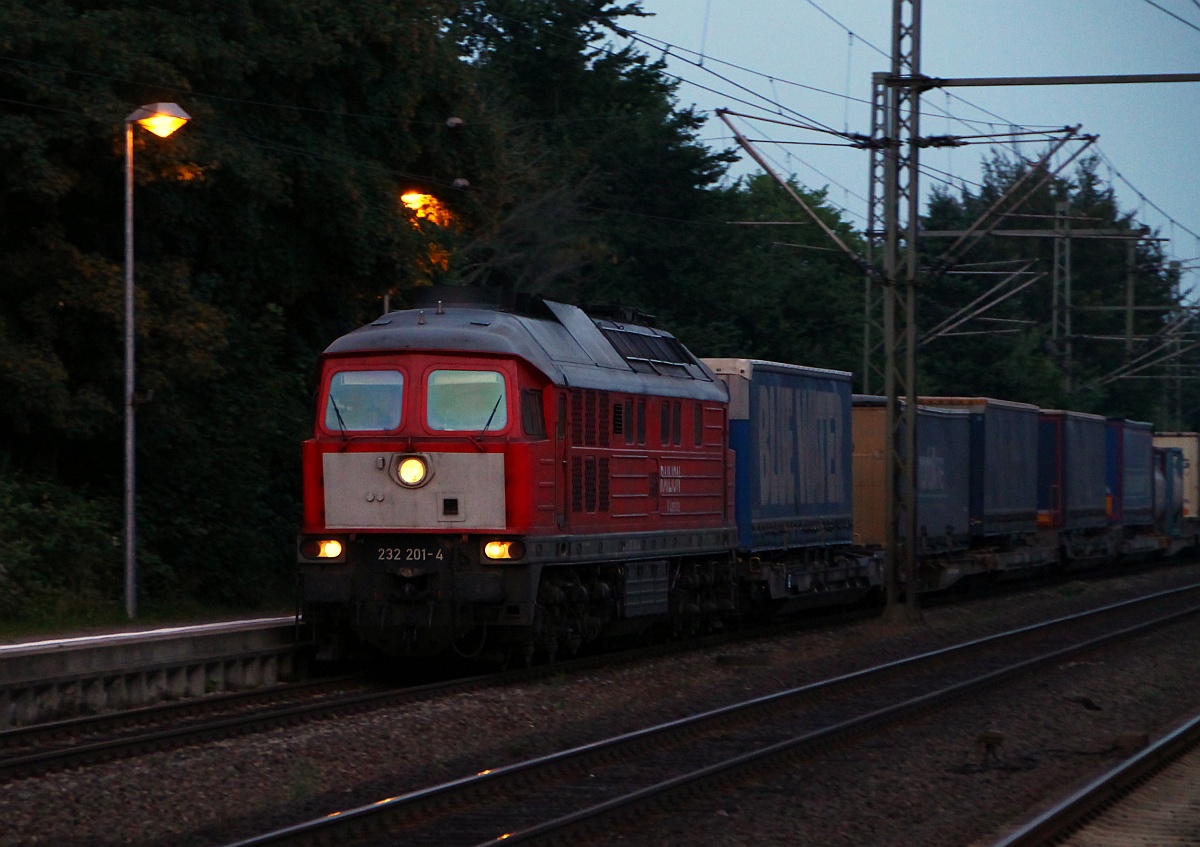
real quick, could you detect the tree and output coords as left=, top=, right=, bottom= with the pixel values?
left=919, top=152, right=1178, bottom=421
left=0, top=0, right=489, bottom=618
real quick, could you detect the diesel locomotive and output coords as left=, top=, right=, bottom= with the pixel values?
left=297, top=288, right=1197, bottom=663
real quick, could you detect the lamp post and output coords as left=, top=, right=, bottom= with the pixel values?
left=124, top=102, right=190, bottom=619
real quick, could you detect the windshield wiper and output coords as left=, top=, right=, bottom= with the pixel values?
left=480, top=394, right=503, bottom=435
left=467, top=394, right=504, bottom=453
left=329, top=395, right=349, bottom=445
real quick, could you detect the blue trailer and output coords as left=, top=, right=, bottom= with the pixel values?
left=704, top=359, right=853, bottom=553
left=1037, top=410, right=1108, bottom=531
left=1107, top=419, right=1154, bottom=527
left=851, top=396, right=970, bottom=554
left=920, top=397, right=1041, bottom=537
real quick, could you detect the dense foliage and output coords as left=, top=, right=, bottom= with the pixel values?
left=0, top=0, right=1187, bottom=624
left=919, top=154, right=1184, bottom=422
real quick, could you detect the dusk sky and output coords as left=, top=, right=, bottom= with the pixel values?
left=624, top=1, right=1200, bottom=291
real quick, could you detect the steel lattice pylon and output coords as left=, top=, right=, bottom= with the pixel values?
left=861, top=74, right=889, bottom=395
left=881, top=0, right=922, bottom=620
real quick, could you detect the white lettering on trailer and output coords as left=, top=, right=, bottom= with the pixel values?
left=756, top=384, right=844, bottom=507
left=918, top=447, right=946, bottom=494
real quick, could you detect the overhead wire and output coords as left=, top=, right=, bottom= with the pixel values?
left=621, top=30, right=873, bottom=108
left=722, top=110, right=868, bottom=223
left=625, top=6, right=1196, bottom=280
left=801, top=0, right=890, bottom=60
left=1138, top=0, right=1200, bottom=33
left=1094, top=148, right=1200, bottom=244
left=619, top=26, right=1014, bottom=217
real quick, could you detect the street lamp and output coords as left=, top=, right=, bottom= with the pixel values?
left=124, top=102, right=190, bottom=619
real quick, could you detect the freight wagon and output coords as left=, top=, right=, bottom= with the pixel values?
left=704, top=359, right=877, bottom=612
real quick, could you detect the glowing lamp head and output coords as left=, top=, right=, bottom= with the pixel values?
left=300, top=538, right=344, bottom=559
left=128, top=102, right=191, bottom=138
left=483, top=540, right=526, bottom=561
left=397, top=456, right=429, bottom=487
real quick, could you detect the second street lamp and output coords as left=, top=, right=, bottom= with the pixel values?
left=124, top=102, right=190, bottom=619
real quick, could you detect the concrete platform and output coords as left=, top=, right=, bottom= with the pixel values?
left=0, top=616, right=307, bottom=728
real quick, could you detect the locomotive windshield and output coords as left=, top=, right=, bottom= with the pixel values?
left=324, top=370, right=404, bottom=431
left=426, top=369, right=507, bottom=431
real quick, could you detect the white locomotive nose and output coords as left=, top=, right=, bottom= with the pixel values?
left=322, top=451, right=505, bottom=530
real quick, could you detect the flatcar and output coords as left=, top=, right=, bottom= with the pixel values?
left=298, top=289, right=1197, bottom=662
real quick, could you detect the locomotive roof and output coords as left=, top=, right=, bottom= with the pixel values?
left=322, top=298, right=728, bottom=401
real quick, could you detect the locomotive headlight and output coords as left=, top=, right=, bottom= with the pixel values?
left=483, top=540, right=526, bottom=561
left=397, top=456, right=429, bottom=487
left=300, top=538, right=344, bottom=560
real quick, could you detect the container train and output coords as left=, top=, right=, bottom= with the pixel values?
left=298, top=289, right=1199, bottom=663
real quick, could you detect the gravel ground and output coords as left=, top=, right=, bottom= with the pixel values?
left=5, top=562, right=1200, bottom=847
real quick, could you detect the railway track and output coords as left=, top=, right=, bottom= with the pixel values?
left=0, top=676, right=377, bottom=781
left=989, top=709, right=1200, bottom=846
left=0, top=607, right=873, bottom=783
left=2, top=557, right=1187, bottom=780
left=212, top=581, right=1200, bottom=847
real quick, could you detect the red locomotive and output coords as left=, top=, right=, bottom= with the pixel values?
left=298, top=289, right=737, bottom=663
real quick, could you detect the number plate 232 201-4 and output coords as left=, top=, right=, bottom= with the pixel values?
left=379, top=544, right=445, bottom=569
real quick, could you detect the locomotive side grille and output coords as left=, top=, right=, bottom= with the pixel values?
left=585, top=458, right=597, bottom=512
left=599, top=457, right=610, bottom=511
left=571, top=392, right=583, bottom=443
left=599, top=391, right=610, bottom=448
left=571, top=456, right=583, bottom=512
left=584, top=390, right=596, bottom=446
left=612, top=401, right=625, bottom=437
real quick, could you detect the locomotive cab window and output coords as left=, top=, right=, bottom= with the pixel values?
left=427, top=370, right=508, bottom=432
left=324, top=370, right=404, bottom=432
